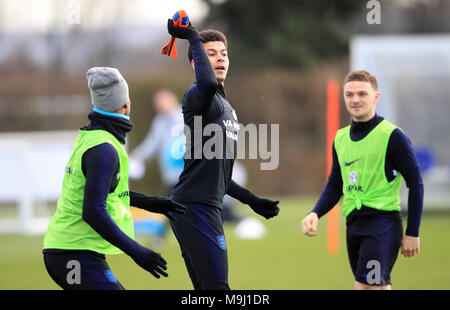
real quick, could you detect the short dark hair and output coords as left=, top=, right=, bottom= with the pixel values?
left=187, top=29, right=228, bottom=63
left=344, top=70, right=378, bottom=90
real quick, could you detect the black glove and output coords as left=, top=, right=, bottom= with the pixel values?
left=167, top=18, right=199, bottom=40
left=247, top=193, right=280, bottom=219
left=133, top=246, right=168, bottom=279
left=130, top=191, right=187, bottom=220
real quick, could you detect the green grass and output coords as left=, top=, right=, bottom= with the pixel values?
left=0, top=196, right=449, bottom=290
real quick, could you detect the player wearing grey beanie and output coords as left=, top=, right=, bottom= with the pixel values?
left=87, top=67, right=130, bottom=113
left=43, top=67, right=187, bottom=290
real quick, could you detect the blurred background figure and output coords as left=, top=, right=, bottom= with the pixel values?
left=129, top=89, right=184, bottom=192
left=128, top=89, right=185, bottom=246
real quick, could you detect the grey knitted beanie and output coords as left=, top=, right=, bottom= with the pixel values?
left=86, top=67, right=129, bottom=112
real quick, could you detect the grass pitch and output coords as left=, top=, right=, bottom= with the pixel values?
left=0, top=196, right=449, bottom=290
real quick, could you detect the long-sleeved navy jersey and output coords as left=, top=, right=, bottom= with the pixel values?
left=170, top=36, right=239, bottom=209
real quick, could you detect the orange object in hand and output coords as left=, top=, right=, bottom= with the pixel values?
left=161, top=10, right=190, bottom=59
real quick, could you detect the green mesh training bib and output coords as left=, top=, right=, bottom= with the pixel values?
left=334, top=119, right=403, bottom=218
left=43, top=129, right=134, bottom=254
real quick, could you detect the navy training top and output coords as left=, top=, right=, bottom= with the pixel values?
left=170, top=36, right=239, bottom=209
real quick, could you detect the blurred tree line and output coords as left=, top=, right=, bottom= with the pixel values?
left=199, top=0, right=366, bottom=69
left=199, top=0, right=450, bottom=70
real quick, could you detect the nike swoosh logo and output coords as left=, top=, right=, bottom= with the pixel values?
left=345, top=159, right=360, bottom=167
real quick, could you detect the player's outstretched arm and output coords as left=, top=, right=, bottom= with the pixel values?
left=226, top=180, right=280, bottom=219
left=81, top=144, right=168, bottom=279
left=130, top=190, right=187, bottom=220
